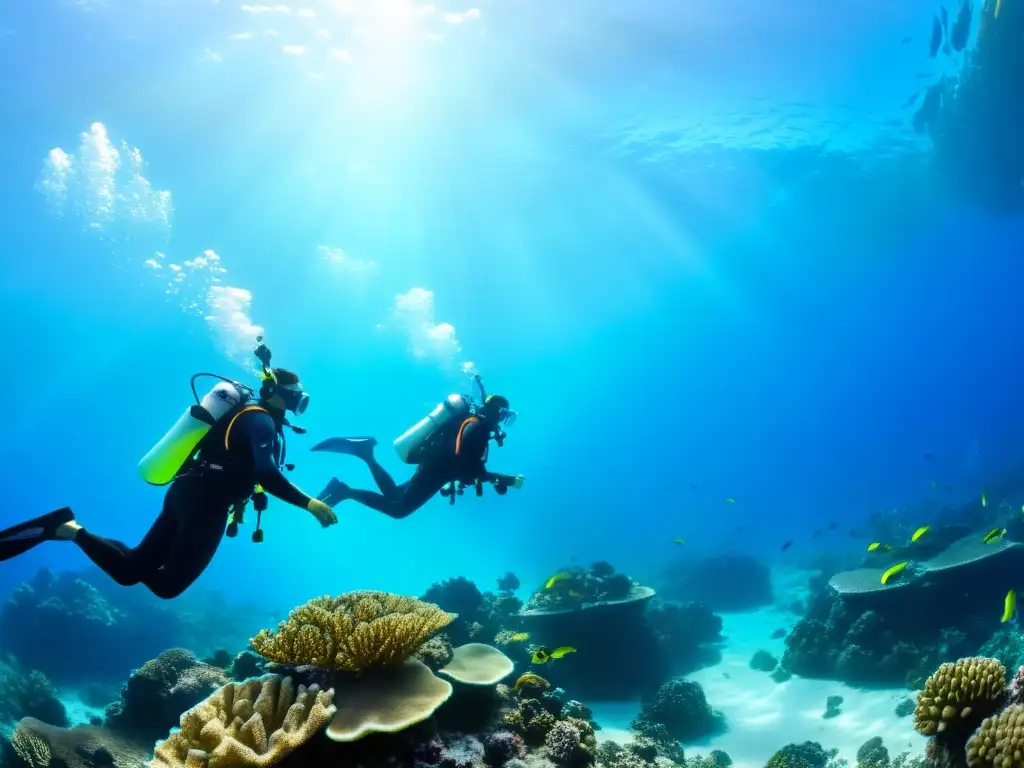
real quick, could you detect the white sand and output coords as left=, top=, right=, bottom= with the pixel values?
left=591, top=607, right=928, bottom=767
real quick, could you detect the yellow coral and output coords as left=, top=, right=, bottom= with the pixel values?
left=914, top=657, right=1007, bottom=736
left=10, top=725, right=50, bottom=768
left=967, top=704, right=1024, bottom=767
left=251, top=592, right=456, bottom=672
left=147, top=674, right=335, bottom=768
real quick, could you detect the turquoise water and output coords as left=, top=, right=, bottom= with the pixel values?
left=0, top=2, right=1023, bottom=761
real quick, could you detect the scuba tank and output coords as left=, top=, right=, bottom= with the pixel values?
left=393, top=394, right=472, bottom=464
left=137, top=376, right=253, bottom=486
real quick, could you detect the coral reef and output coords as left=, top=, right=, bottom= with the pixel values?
left=104, top=648, right=230, bottom=742
left=421, top=577, right=524, bottom=650
left=913, top=658, right=1006, bottom=737
left=230, top=650, right=269, bottom=682
left=966, top=704, right=1024, bottom=767
left=631, top=678, right=725, bottom=744
left=7, top=717, right=149, bottom=768
left=857, top=737, right=889, bottom=768
left=0, top=661, right=68, bottom=727
left=439, top=643, right=516, bottom=685
left=415, top=635, right=456, bottom=671
left=764, top=741, right=838, bottom=768
left=251, top=591, right=455, bottom=671
left=658, top=553, right=773, bottom=612
left=519, top=564, right=720, bottom=701
left=149, top=674, right=335, bottom=768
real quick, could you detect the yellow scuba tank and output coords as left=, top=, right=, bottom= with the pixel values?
left=138, top=380, right=250, bottom=485
left=393, top=394, right=471, bottom=464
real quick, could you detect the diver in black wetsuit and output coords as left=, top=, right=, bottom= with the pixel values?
left=0, top=367, right=337, bottom=599
left=315, top=393, right=523, bottom=519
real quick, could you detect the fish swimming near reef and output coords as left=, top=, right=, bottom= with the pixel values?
left=881, top=562, right=909, bottom=585
left=982, top=528, right=1007, bottom=544
left=911, top=525, right=931, bottom=543
left=1003, top=590, right=1017, bottom=624
left=780, top=540, right=793, bottom=552
left=868, top=542, right=895, bottom=552
left=506, top=632, right=531, bottom=643
left=544, top=572, right=573, bottom=589
left=532, top=646, right=577, bottom=664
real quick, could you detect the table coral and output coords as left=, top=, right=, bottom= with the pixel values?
left=250, top=591, right=455, bottom=672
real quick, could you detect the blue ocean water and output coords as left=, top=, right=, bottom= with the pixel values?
left=0, top=2, right=1022, bottom=754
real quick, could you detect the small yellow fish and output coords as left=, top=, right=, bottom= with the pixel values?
left=867, top=542, right=884, bottom=552
left=544, top=572, right=572, bottom=590
left=982, top=491, right=988, bottom=508
left=1003, top=589, right=1017, bottom=624
left=725, top=497, right=736, bottom=504
left=507, top=632, right=531, bottom=643
left=983, top=528, right=1007, bottom=545
left=532, top=646, right=577, bottom=664
left=911, top=525, right=930, bottom=543
left=881, top=562, right=908, bottom=585
left=673, top=538, right=686, bottom=545
left=567, top=590, right=583, bottom=599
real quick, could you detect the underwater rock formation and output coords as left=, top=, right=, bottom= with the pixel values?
left=764, top=741, right=837, bottom=768
left=0, top=568, right=181, bottom=686
left=104, top=648, right=230, bottom=743
left=780, top=535, right=1023, bottom=685
left=631, top=678, right=725, bottom=744
left=657, top=553, right=773, bottom=612
left=518, top=564, right=720, bottom=700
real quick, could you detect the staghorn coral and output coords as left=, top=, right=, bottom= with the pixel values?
left=148, top=674, right=335, bottom=768
left=967, top=704, right=1024, bottom=767
left=250, top=591, right=455, bottom=671
left=10, top=725, right=51, bottom=768
left=914, top=657, right=1007, bottom=736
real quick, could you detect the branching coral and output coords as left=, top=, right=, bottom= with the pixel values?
left=914, top=657, right=1007, bottom=735
left=250, top=591, right=456, bottom=671
left=148, top=674, right=335, bottom=768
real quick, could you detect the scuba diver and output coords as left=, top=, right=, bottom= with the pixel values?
left=0, top=339, right=337, bottom=599
left=315, top=375, right=524, bottom=519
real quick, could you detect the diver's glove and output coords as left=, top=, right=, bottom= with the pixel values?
left=307, top=498, right=338, bottom=527
left=512, top=475, right=525, bottom=490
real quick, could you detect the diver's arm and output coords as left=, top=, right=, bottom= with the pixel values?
left=244, top=413, right=314, bottom=509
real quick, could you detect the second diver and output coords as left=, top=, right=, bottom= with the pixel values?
left=315, top=376, right=524, bottom=519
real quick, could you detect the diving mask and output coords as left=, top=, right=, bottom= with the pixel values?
left=498, top=408, right=517, bottom=427
left=278, top=383, right=309, bottom=415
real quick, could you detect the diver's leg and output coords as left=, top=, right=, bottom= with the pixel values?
left=363, top=452, right=399, bottom=496
left=140, top=494, right=230, bottom=600
left=351, top=467, right=447, bottom=520
left=72, top=495, right=179, bottom=587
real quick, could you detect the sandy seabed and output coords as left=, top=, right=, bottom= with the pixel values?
left=590, top=607, right=928, bottom=768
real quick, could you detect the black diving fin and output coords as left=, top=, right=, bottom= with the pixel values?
left=311, top=436, right=378, bottom=457
left=0, top=507, right=75, bottom=562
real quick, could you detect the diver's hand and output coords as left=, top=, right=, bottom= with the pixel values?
left=307, top=498, right=338, bottom=527
left=512, top=475, right=525, bottom=490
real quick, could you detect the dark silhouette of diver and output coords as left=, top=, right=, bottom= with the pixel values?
left=0, top=355, right=337, bottom=599
left=315, top=392, right=524, bottom=519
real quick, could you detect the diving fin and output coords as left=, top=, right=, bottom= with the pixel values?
left=0, top=507, right=75, bottom=562
left=311, top=436, right=378, bottom=461
left=317, top=478, right=352, bottom=507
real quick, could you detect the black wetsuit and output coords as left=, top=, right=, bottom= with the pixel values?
left=335, top=419, right=494, bottom=519
left=74, top=406, right=312, bottom=599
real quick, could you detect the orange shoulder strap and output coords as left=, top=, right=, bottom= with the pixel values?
left=224, top=406, right=271, bottom=451
left=455, top=416, right=480, bottom=455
